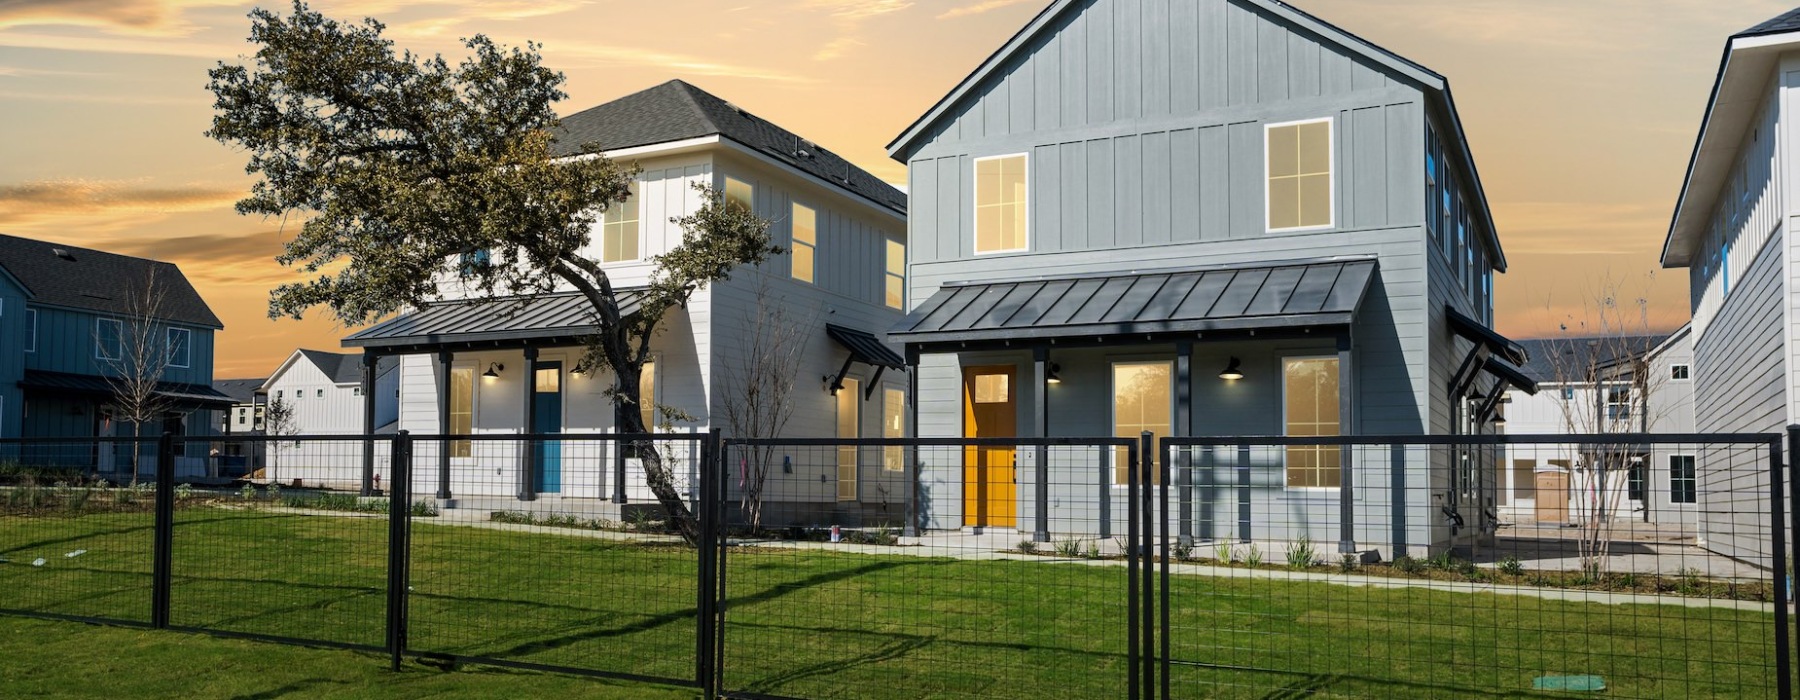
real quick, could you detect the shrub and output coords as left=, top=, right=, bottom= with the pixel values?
left=490, top=511, right=533, bottom=525
left=1244, top=543, right=1263, bottom=567
left=175, top=483, right=194, bottom=501
left=267, top=483, right=282, bottom=502
left=65, top=487, right=92, bottom=512
left=1287, top=537, right=1316, bottom=569
left=1393, top=556, right=1423, bottom=575
left=1497, top=556, right=1524, bottom=576
left=409, top=499, right=439, bottom=517
left=1084, top=540, right=1101, bottom=559
left=1214, top=542, right=1235, bottom=563
left=239, top=484, right=257, bottom=500
left=1338, top=554, right=1357, bottom=573
left=1054, top=537, right=1085, bottom=558
left=1017, top=539, right=1038, bottom=555
left=1427, top=551, right=1456, bottom=571
left=1171, top=541, right=1193, bottom=561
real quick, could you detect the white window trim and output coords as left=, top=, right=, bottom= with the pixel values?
left=1264, top=117, right=1336, bottom=233
left=884, top=234, right=905, bottom=310
left=972, top=152, right=1030, bottom=255
left=791, top=201, right=817, bottom=284
left=1670, top=364, right=1692, bottom=382
left=23, top=308, right=35, bottom=353
left=600, top=179, right=643, bottom=264
left=1669, top=454, right=1697, bottom=504
left=95, top=318, right=122, bottom=361
left=1282, top=354, right=1342, bottom=492
left=1110, top=358, right=1174, bottom=487
left=167, top=327, right=191, bottom=369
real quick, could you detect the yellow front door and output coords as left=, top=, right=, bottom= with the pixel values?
left=963, top=366, right=1017, bottom=528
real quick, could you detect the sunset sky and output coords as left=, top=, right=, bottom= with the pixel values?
left=0, top=0, right=1787, bottom=378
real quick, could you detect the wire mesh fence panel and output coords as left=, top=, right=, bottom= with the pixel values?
left=166, top=436, right=392, bottom=649
left=401, top=434, right=707, bottom=686
left=1158, top=436, right=1785, bottom=700
left=0, top=438, right=161, bottom=626
left=718, top=438, right=1141, bottom=700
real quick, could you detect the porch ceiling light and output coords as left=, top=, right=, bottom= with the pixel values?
left=1046, top=363, right=1062, bottom=385
left=1219, top=357, right=1244, bottom=381
left=482, top=362, right=504, bottom=380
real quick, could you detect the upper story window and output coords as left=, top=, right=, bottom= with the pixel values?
left=458, top=249, right=489, bottom=278
left=600, top=181, right=640, bottom=263
left=95, top=318, right=122, bottom=361
left=724, top=177, right=754, bottom=215
left=167, top=327, right=191, bottom=368
left=1605, top=385, right=1631, bottom=422
left=974, top=154, right=1028, bottom=253
left=884, top=236, right=905, bottom=309
left=791, top=203, right=816, bottom=284
left=1266, top=118, right=1333, bottom=231
left=1425, top=128, right=1441, bottom=247
left=23, top=309, right=35, bottom=353
left=1670, top=364, right=1691, bottom=381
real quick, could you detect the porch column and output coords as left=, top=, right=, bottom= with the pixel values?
left=519, top=347, right=539, bottom=502
left=612, top=372, right=628, bottom=504
left=436, top=350, right=453, bottom=500
left=1175, top=341, right=1193, bottom=546
left=904, top=348, right=920, bottom=537
left=1032, top=345, right=1049, bottom=543
left=361, top=351, right=377, bottom=496
left=1337, top=331, right=1356, bottom=554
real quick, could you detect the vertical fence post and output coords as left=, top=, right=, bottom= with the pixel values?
left=387, top=431, right=413, bottom=672
left=1782, top=427, right=1798, bottom=700
left=1126, top=435, right=1140, bottom=700
left=697, top=430, right=719, bottom=696
left=150, top=432, right=175, bottom=629
left=713, top=434, right=729, bottom=696
left=1141, top=432, right=1161, bottom=700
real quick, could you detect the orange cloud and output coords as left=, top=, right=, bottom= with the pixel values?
left=0, top=180, right=244, bottom=232
left=938, top=0, right=1037, bottom=20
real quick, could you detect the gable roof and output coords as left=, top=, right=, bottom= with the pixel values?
left=882, top=0, right=1502, bottom=271
left=212, top=378, right=266, bottom=404
left=1661, top=7, right=1800, bottom=266
left=550, top=80, right=907, bottom=215
left=263, top=348, right=394, bottom=389
left=0, top=234, right=221, bottom=328
left=1514, top=334, right=1670, bottom=384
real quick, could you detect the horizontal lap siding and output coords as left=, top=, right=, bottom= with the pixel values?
left=1694, top=232, right=1784, bottom=568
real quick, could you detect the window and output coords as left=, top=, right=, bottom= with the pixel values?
left=449, top=368, right=473, bottom=457
left=165, top=328, right=191, bottom=368
left=1266, top=118, right=1333, bottom=231
left=884, top=236, right=905, bottom=309
left=316, top=388, right=325, bottom=398
left=1671, top=364, right=1691, bottom=381
left=639, top=360, right=657, bottom=431
left=973, top=373, right=1009, bottom=403
left=1425, top=127, right=1439, bottom=247
left=1722, top=241, right=1732, bottom=295
left=974, top=154, right=1028, bottom=253
left=1284, top=357, right=1341, bottom=488
left=1605, top=385, right=1631, bottom=422
left=601, top=181, right=640, bottom=263
left=791, top=203, right=816, bottom=283
left=1627, top=455, right=1646, bottom=502
left=724, top=177, right=753, bottom=215
left=458, top=249, right=489, bottom=278
left=883, top=388, right=905, bottom=472
left=353, top=387, right=362, bottom=396
left=23, top=309, right=35, bottom=353
left=95, top=318, right=122, bottom=361
left=837, top=377, right=860, bottom=501
left=1560, top=387, right=1575, bottom=401
left=1112, top=361, right=1171, bottom=485
left=276, top=390, right=283, bottom=400
left=1670, top=455, right=1696, bottom=504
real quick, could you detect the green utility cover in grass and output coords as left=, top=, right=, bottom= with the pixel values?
left=1533, top=675, right=1606, bottom=692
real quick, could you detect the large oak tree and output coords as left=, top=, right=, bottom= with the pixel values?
left=207, top=1, right=775, bottom=540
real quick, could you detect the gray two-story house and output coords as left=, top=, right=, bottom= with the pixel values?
left=887, top=0, right=1533, bottom=557
left=0, top=234, right=230, bottom=476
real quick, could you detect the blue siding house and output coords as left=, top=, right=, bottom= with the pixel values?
left=0, top=234, right=231, bottom=477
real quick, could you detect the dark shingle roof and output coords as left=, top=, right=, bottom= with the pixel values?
left=0, top=234, right=221, bottom=328
left=291, top=349, right=395, bottom=384
left=1739, top=7, right=1800, bottom=37
left=212, top=378, right=266, bottom=404
left=550, top=80, right=906, bottom=214
left=1515, top=335, right=1669, bottom=383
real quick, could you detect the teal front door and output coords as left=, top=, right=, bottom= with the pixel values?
left=532, top=362, right=562, bottom=493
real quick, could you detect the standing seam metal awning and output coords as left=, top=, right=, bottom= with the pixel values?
left=342, top=290, right=646, bottom=352
left=889, top=258, right=1376, bottom=345
left=825, top=324, right=906, bottom=369
left=18, top=370, right=236, bottom=408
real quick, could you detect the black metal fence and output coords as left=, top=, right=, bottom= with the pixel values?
left=1, top=431, right=1794, bottom=699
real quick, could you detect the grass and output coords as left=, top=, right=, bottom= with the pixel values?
left=0, top=506, right=1784, bottom=699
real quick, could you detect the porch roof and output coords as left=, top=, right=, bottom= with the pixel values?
left=19, top=370, right=235, bottom=408
left=342, top=290, right=646, bottom=354
left=825, top=323, right=906, bottom=369
left=890, top=258, right=1375, bottom=347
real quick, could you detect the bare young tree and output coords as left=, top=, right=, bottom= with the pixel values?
left=1539, top=274, right=1672, bottom=579
left=719, top=275, right=815, bottom=530
left=261, top=396, right=298, bottom=483
left=96, top=270, right=175, bottom=487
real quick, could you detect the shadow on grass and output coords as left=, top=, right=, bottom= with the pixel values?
left=1, top=512, right=261, bottom=556
left=229, top=677, right=348, bottom=700
left=736, top=635, right=936, bottom=696
left=1168, top=660, right=1584, bottom=700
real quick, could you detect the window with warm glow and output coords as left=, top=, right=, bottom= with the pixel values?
left=838, top=377, right=860, bottom=500
left=1266, top=119, right=1333, bottom=231
left=601, top=181, right=639, bottom=262
left=792, top=203, right=815, bottom=283
left=883, top=388, right=905, bottom=472
left=1113, top=361, right=1171, bottom=485
left=885, top=236, right=905, bottom=309
left=450, top=368, right=473, bottom=457
left=639, top=360, right=657, bottom=431
left=974, top=154, right=1028, bottom=253
left=724, top=177, right=753, bottom=214
left=1284, top=357, right=1340, bottom=488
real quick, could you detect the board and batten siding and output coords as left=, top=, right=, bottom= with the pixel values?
left=21, top=305, right=215, bottom=387
left=1693, top=231, right=1784, bottom=569
left=1690, top=88, right=1781, bottom=342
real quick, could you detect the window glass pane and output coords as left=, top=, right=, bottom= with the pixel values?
left=1269, top=177, right=1301, bottom=230
left=1298, top=121, right=1331, bottom=174
left=792, top=243, right=815, bottom=284
left=838, top=378, right=859, bottom=500
left=1670, top=455, right=1696, bottom=504
left=1268, top=121, right=1332, bottom=231
left=535, top=367, right=559, bottom=393
left=725, top=177, right=753, bottom=214
left=601, top=182, right=639, bottom=262
left=884, top=388, right=905, bottom=472
left=792, top=204, right=816, bottom=283
left=973, top=373, right=1009, bottom=403
left=639, top=361, right=656, bottom=431
left=450, top=368, right=473, bottom=458
left=1268, top=125, right=1299, bottom=178
left=886, top=276, right=905, bottom=311
left=974, top=155, right=1027, bottom=252
left=1113, top=361, right=1171, bottom=485
left=1299, top=173, right=1331, bottom=228
left=1284, top=358, right=1341, bottom=488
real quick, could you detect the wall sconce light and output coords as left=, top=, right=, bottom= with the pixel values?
left=482, top=362, right=504, bottom=380
left=1491, top=413, right=1506, bottom=427
left=1046, top=363, right=1063, bottom=385
left=1219, top=357, right=1244, bottom=381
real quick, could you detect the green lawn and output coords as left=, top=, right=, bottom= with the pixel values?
left=0, top=506, right=1785, bottom=699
